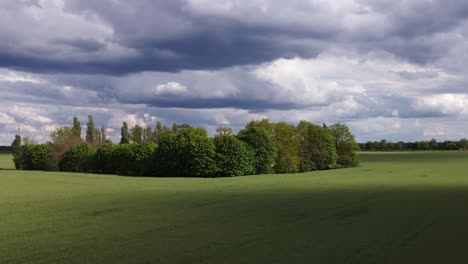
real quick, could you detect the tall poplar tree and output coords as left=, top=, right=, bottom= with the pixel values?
left=86, top=115, right=96, bottom=145
left=120, top=122, right=131, bottom=144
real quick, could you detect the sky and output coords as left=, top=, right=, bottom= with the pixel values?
left=0, top=0, right=467, bottom=144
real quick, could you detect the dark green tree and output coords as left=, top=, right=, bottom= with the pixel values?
left=153, top=127, right=216, bottom=177
left=120, top=122, right=131, bottom=144
left=11, top=135, right=22, bottom=169
left=297, top=121, right=337, bottom=171
left=22, top=144, right=51, bottom=170
left=213, top=133, right=254, bottom=177
left=131, top=125, right=144, bottom=144
left=100, top=126, right=106, bottom=145
left=237, top=126, right=275, bottom=174
left=94, top=143, right=118, bottom=174
left=85, top=115, right=96, bottom=145
left=72, top=117, right=82, bottom=139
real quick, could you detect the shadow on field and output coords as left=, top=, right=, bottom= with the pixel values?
left=4, top=185, right=468, bottom=264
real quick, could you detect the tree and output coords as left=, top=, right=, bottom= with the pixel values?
left=130, top=125, right=143, bottom=144
left=85, top=115, right=96, bottom=145
left=72, top=117, right=82, bottom=139
left=213, top=133, right=254, bottom=177
left=216, top=126, right=234, bottom=137
left=329, top=123, right=359, bottom=167
left=297, top=121, right=337, bottom=171
left=120, top=122, right=131, bottom=144
left=153, top=127, right=216, bottom=177
left=49, top=126, right=82, bottom=170
left=273, top=122, right=300, bottom=173
left=154, top=122, right=172, bottom=144
left=237, top=126, right=275, bottom=174
left=11, top=135, right=22, bottom=169
left=246, top=119, right=275, bottom=135
left=143, top=126, right=155, bottom=142
left=458, top=138, right=468, bottom=149
left=100, top=126, right=106, bottom=145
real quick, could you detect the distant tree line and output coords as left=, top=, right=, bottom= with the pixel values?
left=0, top=146, right=12, bottom=152
left=11, top=116, right=360, bottom=177
left=359, top=139, right=468, bottom=151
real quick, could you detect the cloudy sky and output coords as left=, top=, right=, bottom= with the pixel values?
left=1, top=0, right=468, bottom=144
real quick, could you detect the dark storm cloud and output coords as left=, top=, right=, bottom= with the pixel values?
left=53, top=38, right=106, bottom=52
left=3, top=0, right=468, bottom=74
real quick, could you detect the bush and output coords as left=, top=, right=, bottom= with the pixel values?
left=22, top=144, right=51, bottom=170
left=213, top=135, right=255, bottom=177
left=93, top=143, right=119, bottom=174
left=59, top=143, right=96, bottom=172
left=153, top=128, right=216, bottom=177
left=237, top=126, right=275, bottom=174
left=129, top=142, right=157, bottom=176
left=113, top=143, right=157, bottom=176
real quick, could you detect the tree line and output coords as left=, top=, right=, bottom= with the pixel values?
left=359, top=139, right=468, bottom=151
left=11, top=116, right=360, bottom=177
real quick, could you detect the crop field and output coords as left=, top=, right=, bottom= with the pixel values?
left=1, top=151, right=468, bottom=263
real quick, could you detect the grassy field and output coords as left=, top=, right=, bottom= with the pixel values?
left=0, top=153, right=14, bottom=169
left=1, top=151, right=468, bottom=263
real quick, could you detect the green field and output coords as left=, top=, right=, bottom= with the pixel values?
left=0, top=153, right=14, bottom=169
left=1, top=152, right=468, bottom=263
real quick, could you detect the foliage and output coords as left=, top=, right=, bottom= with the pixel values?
left=86, top=115, right=97, bottom=145
left=329, top=123, right=360, bottom=167
left=93, top=143, right=119, bottom=174
left=100, top=126, right=107, bottom=145
left=237, top=126, right=276, bottom=174
left=48, top=126, right=83, bottom=170
left=297, top=121, right=337, bottom=171
left=360, top=139, right=468, bottom=151
left=72, top=117, right=82, bottom=139
left=13, top=116, right=362, bottom=177
left=113, top=143, right=157, bottom=176
left=153, top=127, right=216, bottom=177
left=120, top=122, right=131, bottom=144
left=131, top=125, right=144, bottom=144
left=213, top=134, right=255, bottom=177
left=59, top=143, right=96, bottom=172
left=22, top=144, right=51, bottom=170
left=11, top=135, right=22, bottom=169
left=272, top=122, right=300, bottom=173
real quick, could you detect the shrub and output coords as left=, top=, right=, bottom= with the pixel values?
left=59, top=143, right=96, bottom=172
left=93, top=143, right=119, bottom=174
left=113, top=143, right=157, bottom=176
left=130, top=142, right=157, bottom=176
left=22, top=144, right=51, bottom=170
left=153, top=128, right=216, bottom=177
left=237, top=126, right=275, bottom=174
left=213, top=135, right=255, bottom=177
